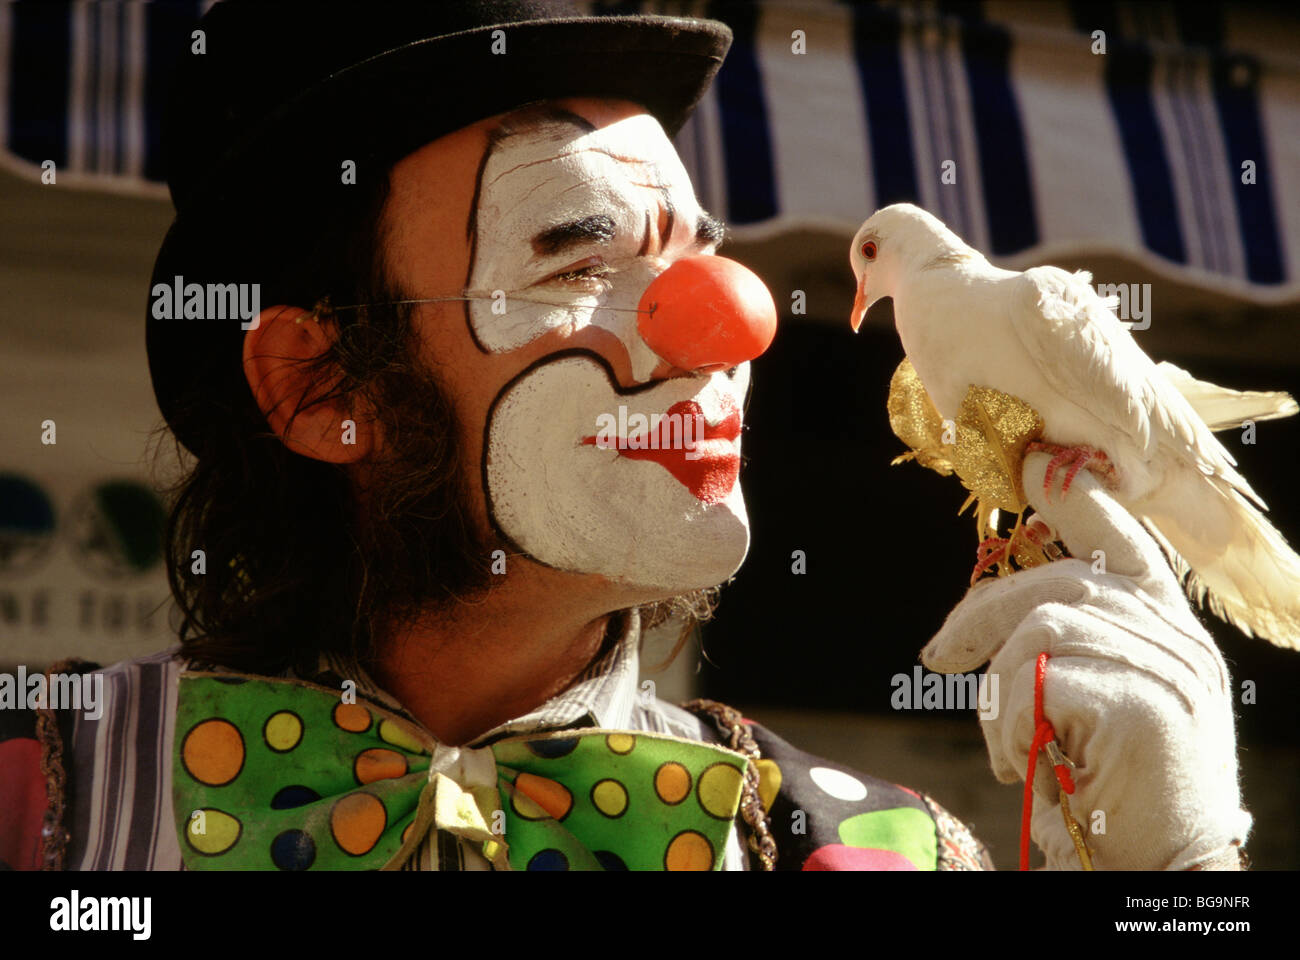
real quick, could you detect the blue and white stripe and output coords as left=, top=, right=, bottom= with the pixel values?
left=2, top=0, right=1296, bottom=295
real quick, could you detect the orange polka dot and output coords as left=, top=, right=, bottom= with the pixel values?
left=665, top=831, right=714, bottom=871
left=354, top=748, right=409, bottom=785
left=182, top=719, right=245, bottom=786
left=333, top=702, right=372, bottom=733
left=510, top=789, right=549, bottom=821
left=514, top=773, right=573, bottom=821
left=654, top=762, right=691, bottom=805
left=331, top=792, right=387, bottom=855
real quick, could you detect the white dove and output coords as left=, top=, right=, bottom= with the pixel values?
left=849, top=202, right=1300, bottom=648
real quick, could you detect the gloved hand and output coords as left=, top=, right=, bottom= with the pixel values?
left=922, top=452, right=1251, bottom=870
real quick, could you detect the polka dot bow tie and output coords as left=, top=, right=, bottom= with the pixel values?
left=173, top=672, right=749, bottom=871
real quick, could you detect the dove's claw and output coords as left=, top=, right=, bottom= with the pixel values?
left=970, top=537, right=1010, bottom=585
left=1021, top=518, right=1053, bottom=546
left=1062, top=448, right=1111, bottom=494
left=1020, top=516, right=1068, bottom=562
left=1027, top=441, right=1116, bottom=500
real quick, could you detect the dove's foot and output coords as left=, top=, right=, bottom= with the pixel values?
left=970, top=519, right=1065, bottom=585
left=970, top=537, right=1010, bottom=585
left=1020, top=517, right=1055, bottom=547
left=1026, top=441, right=1115, bottom=500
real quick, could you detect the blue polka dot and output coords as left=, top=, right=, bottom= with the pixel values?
left=526, top=848, right=569, bottom=871
left=271, top=830, right=316, bottom=870
left=271, top=785, right=321, bottom=809
left=527, top=737, right=579, bottom=759
left=594, top=850, right=628, bottom=871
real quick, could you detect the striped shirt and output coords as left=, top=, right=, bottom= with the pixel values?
left=62, top=610, right=749, bottom=870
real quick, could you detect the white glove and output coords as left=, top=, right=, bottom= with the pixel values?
left=922, top=452, right=1251, bottom=870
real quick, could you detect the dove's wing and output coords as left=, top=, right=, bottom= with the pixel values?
left=1009, top=266, right=1263, bottom=507
left=1157, top=360, right=1298, bottom=431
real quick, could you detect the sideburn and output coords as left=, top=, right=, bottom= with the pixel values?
left=342, top=307, right=501, bottom=657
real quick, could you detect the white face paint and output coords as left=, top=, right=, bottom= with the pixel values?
left=486, top=356, right=750, bottom=590
left=469, top=113, right=704, bottom=382
left=472, top=112, right=750, bottom=591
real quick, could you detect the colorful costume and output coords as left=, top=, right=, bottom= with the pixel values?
left=1, top=614, right=990, bottom=871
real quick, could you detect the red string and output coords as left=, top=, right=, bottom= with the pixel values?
left=1020, top=652, right=1077, bottom=870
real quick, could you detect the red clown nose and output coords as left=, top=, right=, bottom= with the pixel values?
left=636, top=255, right=778, bottom=372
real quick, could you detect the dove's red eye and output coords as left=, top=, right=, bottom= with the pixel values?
left=861, top=240, right=878, bottom=260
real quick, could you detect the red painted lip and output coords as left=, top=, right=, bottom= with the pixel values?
left=581, top=399, right=741, bottom=503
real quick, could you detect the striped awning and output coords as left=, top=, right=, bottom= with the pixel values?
left=672, top=0, right=1300, bottom=303
left=4, top=0, right=1299, bottom=300
left=0, top=0, right=205, bottom=197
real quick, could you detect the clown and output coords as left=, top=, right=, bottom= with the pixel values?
left=1, top=1, right=1248, bottom=874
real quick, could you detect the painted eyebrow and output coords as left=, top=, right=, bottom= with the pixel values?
left=696, top=212, right=726, bottom=248
left=531, top=215, right=618, bottom=257
left=531, top=210, right=728, bottom=258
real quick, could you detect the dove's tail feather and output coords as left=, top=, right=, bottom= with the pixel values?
left=1158, top=361, right=1299, bottom=432
left=1142, top=469, right=1300, bottom=650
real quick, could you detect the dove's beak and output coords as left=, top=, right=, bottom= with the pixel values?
left=850, top=276, right=868, bottom=333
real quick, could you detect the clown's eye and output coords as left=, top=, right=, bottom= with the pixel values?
left=545, top=256, right=612, bottom=284
left=860, top=240, right=878, bottom=261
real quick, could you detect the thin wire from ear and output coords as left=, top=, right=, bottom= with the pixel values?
left=307, top=291, right=653, bottom=318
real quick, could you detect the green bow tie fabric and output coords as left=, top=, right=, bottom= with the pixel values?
left=173, top=672, right=749, bottom=871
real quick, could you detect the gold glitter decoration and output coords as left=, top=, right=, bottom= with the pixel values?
left=887, top=357, right=1058, bottom=574
left=949, top=382, right=1045, bottom=513
left=886, top=358, right=955, bottom=476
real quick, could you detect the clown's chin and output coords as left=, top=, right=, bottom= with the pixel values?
left=607, top=505, right=751, bottom=595
left=489, top=472, right=751, bottom=594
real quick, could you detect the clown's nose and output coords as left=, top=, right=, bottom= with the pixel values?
left=636, top=255, right=777, bottom=372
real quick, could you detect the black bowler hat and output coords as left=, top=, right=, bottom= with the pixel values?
left=146, top=0, right=732, bottom=454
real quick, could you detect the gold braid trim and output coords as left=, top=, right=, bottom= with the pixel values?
left=681, top=698, right=777, bottom=871
left=920, top=793, right=995, bottom=871
left=35, top=658, right=97, bottom=871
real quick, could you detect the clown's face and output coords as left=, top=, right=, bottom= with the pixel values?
left=381, top=98, right=772, bottom=596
